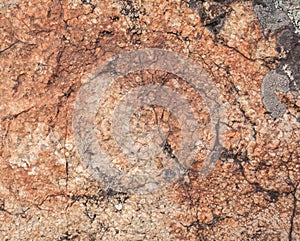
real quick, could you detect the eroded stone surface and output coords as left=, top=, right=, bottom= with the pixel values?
left=0, top=0, right=299, bottom=240
left=254, top=0, right=300, bottom=118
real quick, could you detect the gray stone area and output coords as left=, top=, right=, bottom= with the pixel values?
left=253, top=0, right=291, bottom=36
left=261, top=70, right=290, bottom=119
left=254, top=0, right=300, bottom=118
left=274, top=0, right=300, bottom=34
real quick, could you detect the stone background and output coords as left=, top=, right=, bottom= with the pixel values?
left=0, top=0, right=299, bottom=240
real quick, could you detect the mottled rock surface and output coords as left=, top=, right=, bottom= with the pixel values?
left=0, top=0, right=299, bottom=240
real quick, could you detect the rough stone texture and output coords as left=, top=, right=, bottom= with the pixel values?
left=254, top=0, right=291, bottom=36
left=261, top=70, right=290, bottom=119
left=276, top=28, right=300, bottom=93
left=274, top=0, right=300, bottom=34
left=253, top=0, right=300, bottom=118
left=0, top=0, right=299, bottom=240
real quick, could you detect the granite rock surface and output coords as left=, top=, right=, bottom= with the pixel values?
left=0, top=0, right=299, bottom=240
